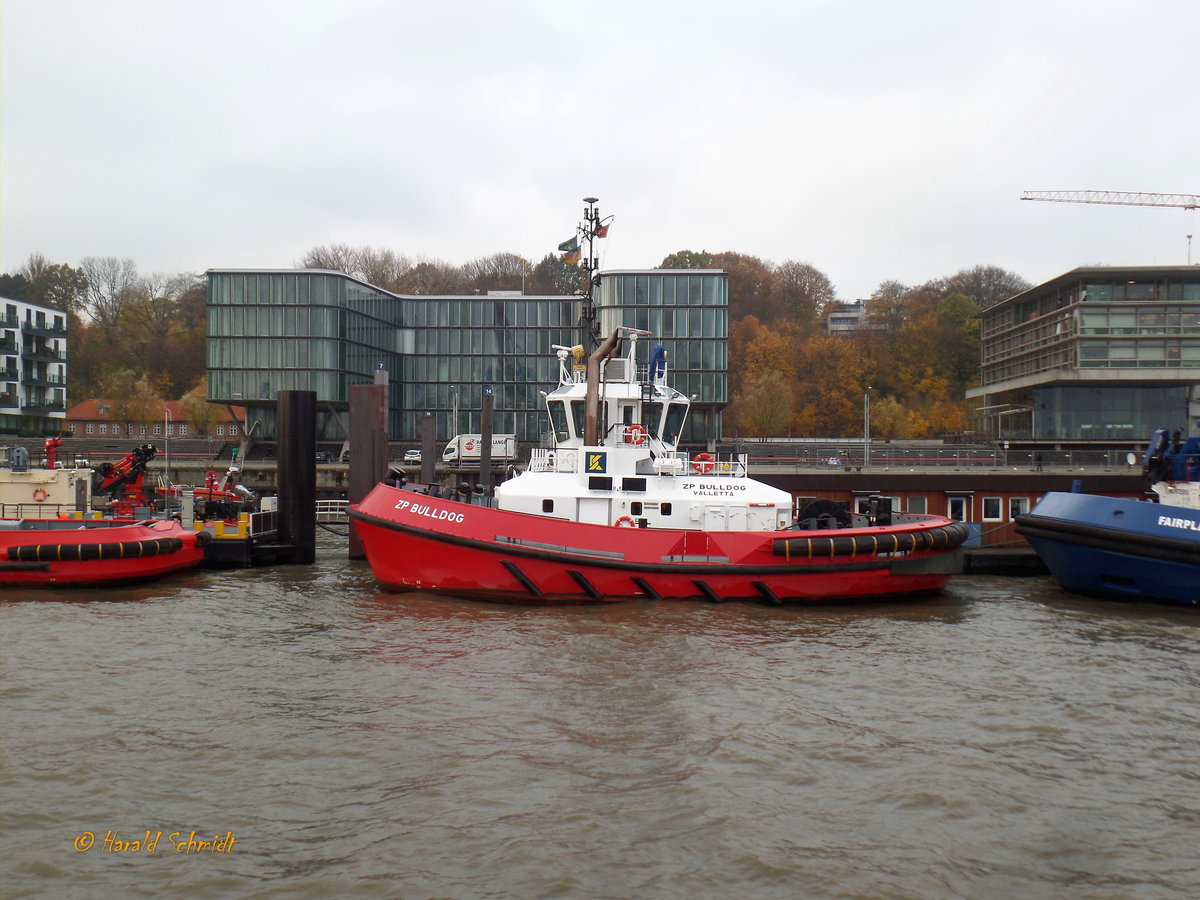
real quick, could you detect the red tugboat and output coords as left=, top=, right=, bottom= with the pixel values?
left=0, top=517, right=209, bottom=587
left=350, top=328, right=968, bottom=605
left=0, top=441, right=209, bottom=587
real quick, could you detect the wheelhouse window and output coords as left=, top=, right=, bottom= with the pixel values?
left=663, top=403, right=688, bottom=443
left=548, top=400, right=570, bottom=441
left=982, top=497, right=1003, bottom=521
left=1009, top=497, right=1030, bottom=519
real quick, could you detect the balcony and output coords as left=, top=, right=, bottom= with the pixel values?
left=21, top=401, right=66, bottom=413
left=20, top=371, right=67, bottom=387
left=21, top=319, right=68, bottom=338
left=19, top=344, right=65, bottom=362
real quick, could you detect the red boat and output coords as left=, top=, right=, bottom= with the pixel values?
left=351, top=328, right=968, bottom=605
left=0, top=518, right=209, bottom=587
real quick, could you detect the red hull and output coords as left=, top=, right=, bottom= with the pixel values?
left=350, top=484, right=967, bottom=605
left=0, top=519, right=208, bottom=587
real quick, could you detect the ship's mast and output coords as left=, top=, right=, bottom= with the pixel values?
left=576, top=196, right=611, bottom=350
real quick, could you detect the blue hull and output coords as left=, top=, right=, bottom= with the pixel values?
left=1016, top=492, right=1200, bottom=607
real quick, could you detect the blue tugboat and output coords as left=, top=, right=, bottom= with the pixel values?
left=1015, top=431, right=1200, bottom=607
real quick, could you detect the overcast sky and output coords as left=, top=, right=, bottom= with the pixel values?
left=3, top=0, right=1197, bottom=300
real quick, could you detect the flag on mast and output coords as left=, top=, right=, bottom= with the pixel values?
left=557, top=236, right=578, bottom=253
left=595, top=216, right=612, bottom=238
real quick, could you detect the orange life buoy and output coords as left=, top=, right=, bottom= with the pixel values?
left=32, top=488, right=48, bottom=503
left=691, top=453, right=715, bottom=474
left=614, top=515, right=636, bottom=527
left=625, top=424, right=648, bottom=445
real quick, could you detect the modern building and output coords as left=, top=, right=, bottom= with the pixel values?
left=205, top=267, right=728, bottom=448
left=0, top=296, right=68, bottom=436
left=966, top=266, right=1200, bottom=445
left=822, top=299, right=880, bottom=335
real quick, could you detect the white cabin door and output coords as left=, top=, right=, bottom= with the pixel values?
left=578, top=497, right=611, bottom=526
left=727, top=505, right=748, bottom=530
left=703, top=505, right=726, bottom=529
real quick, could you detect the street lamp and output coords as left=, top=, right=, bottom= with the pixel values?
left=863, top=386, right=872, bottom=467
left=164, top=407, right=172, bottom=484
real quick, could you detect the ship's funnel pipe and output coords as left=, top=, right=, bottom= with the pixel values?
left=585, top=330, right=623, bottom=445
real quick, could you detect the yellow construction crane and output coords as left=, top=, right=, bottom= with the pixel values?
left=1020, top=190, right=1198, bottom=210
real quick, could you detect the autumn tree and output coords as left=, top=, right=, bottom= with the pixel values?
left=770, top=260, right=836, bottom=336
left=711, top=252, right=775, bottom=322
left=867, top=279, right=909, bottom=332
left=731, top=370, right=794, bottom=437
left=99, top=371, right=160, bottom=435
left=944, top=265, right=1030, bottom=309
left=117, top=273, right=206, bottom=397
left=19, top=253, right=88, bottom=314
left=791, top=335, right=871, bottom=437
left=180, top=379, right=221, bottom=435
left=659, top=249, right=713, bottom=269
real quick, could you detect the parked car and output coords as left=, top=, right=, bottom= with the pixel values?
left=316, top=451, right=332, bottom=463
left=404, top=449, right=421, bottom=463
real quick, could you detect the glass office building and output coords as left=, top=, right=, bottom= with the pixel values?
left=593, top=269, right=728, bottom=441
left=967, top=266, right=1200, bottom=443
left=206, top=267, right=728, bottom=446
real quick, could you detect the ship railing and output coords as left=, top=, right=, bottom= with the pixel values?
left=528, top=447, right=581, bottom=473
left=656, top=451, right=748, bottom=477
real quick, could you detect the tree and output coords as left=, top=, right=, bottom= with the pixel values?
left=179, top=379, right=221, bottom=436
left=0, top=273, right=30, bottom=301
left=98, top=370, right=151, bottom=435
left=791, top=335, right=870, bottom=436
left=528, top=253, right=587, bottom=295
left=711, top=251, right=775, bottom=323
left=867, top=279, right=909, bottom=332
left=461, top=252, right=532, bottom=293
left=395, top=259, right=469, bottom=294
left=944, top=265, right=1030, bottom=309
left=356, top=247, right=411, bottom=290
left=79, top=256, right=140, bottom=332
left=731, top=370, right=794, bottom=437
left=659, top=249, right=713, bottom=269
left=770, top=260, right=837, bottom=336
left=298, top=243, right=358, bottom=275
left=118, top=272, right=206, bottom=397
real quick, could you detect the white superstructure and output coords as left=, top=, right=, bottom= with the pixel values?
left=494, top=329, right=793, bottom=531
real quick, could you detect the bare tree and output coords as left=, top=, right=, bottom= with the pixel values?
left=79, top=256, right=140, bottom=332
left=356, top=247, right=412, bottom=290
left=462, top=252, right=532, bottom=293
left=298, top=244, right=358, bottom=274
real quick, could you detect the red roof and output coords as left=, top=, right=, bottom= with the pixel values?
left=66, top=398, right=246, bottom=423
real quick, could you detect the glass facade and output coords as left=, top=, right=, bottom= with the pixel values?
left=1033, top=385, right=1189, bottom=442
left=207, top=268, right=729, bottom=445
left=969, top=266, right=1200, bottom=443
left=594, top=270, right=728, bottom=443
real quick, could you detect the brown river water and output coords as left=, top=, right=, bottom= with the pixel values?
left=1, top=533, right=1197, bottom=899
